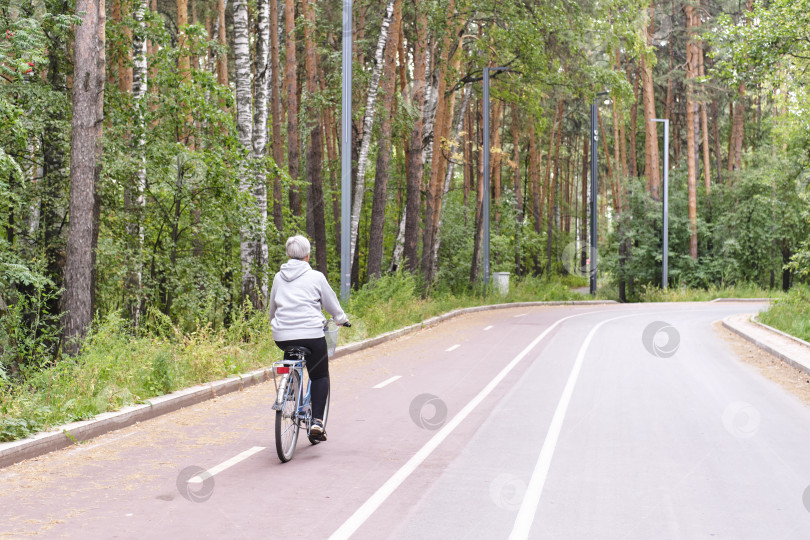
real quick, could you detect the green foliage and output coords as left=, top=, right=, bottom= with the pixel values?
left=603, top=153, right=810, bottom=298
left=0, top=308, right=277, bottom=442
left=759, top=285, right=810, bottom=342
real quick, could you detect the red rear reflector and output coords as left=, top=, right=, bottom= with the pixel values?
left=276, top=367, right=290, bottom=374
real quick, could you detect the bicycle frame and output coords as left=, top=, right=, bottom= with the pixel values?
left=272, top=359, right=313, bottom=428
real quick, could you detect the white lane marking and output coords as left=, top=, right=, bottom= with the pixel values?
left=513, top=313, right=527, bottom=318
left=188, top=446, right=266, bottom=484
left=445, top=344, right=460, bottom=352
left=328, top=311, right=598, bottom=540
left=508, top=314, right=633, bottom=540
left=484, top=325, right=494, bottom=331
left=373, top=376, right=402, bottom=389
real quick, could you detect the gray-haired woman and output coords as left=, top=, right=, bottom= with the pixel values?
left=268, top=235, right=349, bottom=440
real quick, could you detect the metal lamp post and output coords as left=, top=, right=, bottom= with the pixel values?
left=340, top=0, right=352, bottom=302
left=589, top=92, right=608, bottom=296
left=652, top=118, right=669, bottom=289
left=482, top=67, right=508, bottom=297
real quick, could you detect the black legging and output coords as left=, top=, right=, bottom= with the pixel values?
left=274, top=337, right=329, bottom=422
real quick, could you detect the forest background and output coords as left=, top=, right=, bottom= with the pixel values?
left=1, top=0, right=809, bottom=438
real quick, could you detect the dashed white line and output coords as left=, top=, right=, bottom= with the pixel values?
left=188, top=446, right=265, bottom=484
left=373, top=376, right=402, bottom=389
left=483, top=325, right=493, bottom=331
left=513, top=313, right=527, bottom=318
left=328, top=310, right=597, bottom=540
left=445, top=344, right=460, bottom=352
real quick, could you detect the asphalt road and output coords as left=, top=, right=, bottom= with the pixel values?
left=4, top=302, right=810, bottom=539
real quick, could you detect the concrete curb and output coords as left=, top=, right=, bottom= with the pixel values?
left=751, top=316, right=810, bottom=349
left=0, top=369, right=273, bottom=469
left=0, top=299, right=616, bottom=469
left=721, top=315, right=810, bottom=377
left=710, top=298, right=772, bottom=303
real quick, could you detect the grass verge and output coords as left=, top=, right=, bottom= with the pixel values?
left=759, top=285, right=810, bottom=343
left=635, top=283, right=783, bottom=302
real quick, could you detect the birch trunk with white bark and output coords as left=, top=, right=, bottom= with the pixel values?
left=349, top=0, right=396, bottom=267
left=234, top=0, right=267, bottom=309
left=129, top=0, right=148, bottom=325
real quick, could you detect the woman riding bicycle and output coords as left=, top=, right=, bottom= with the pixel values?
left=268, top=235, right=349, bottom=441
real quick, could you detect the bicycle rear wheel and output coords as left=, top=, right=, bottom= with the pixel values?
left=275, top=370, right=301, bottom=462
left=309, top=389, right=330, bottom=445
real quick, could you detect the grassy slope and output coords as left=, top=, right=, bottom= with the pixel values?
left=759, top=285, right=810, bottom=342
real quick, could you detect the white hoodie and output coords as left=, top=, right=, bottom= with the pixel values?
left=268, top=259, right=348, bottom=341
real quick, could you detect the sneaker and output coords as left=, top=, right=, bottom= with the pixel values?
left=310, top=419, right=326, bottom=441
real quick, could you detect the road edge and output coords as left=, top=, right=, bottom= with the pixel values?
left=0, top=299, right=615, bottom=469
left=722, top=315, right=810, bottom=377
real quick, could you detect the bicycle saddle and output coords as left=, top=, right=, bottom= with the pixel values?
left=283, top=346, right=311, bottom=360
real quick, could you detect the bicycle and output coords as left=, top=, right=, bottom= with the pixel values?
left=271, top=319, right=349, bottom=463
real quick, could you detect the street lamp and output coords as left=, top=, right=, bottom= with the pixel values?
left=483, top=66, right=508, bottom=297
left=340, top=0, right=352, bottom=302
left=651, top=118, right=669, bottom=289
left=589, top=92, right=608, bottom=296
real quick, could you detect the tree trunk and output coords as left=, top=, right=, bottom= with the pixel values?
left=698, top=39, right=711, bottom=196
left=323, top=95, right=341, bottom=256
left=470, top=103, right=484, bottom=284
left=253, top=0, right=270, bottom=278
left=596, top=109, right=616, bottom=207
left=641, top=53, right=660, bottom=199
left=628, top=62, right=639, bottom=178
left=491, top=100, right=504, bottom=223
left=234, top=0, right=266, bottom=308
left=403, top=3, right=428, bottom=274
left=350, top=0, right=397, bottom=269
left=711, top=99, right=722, bottom=185
left=285, top=0, right=301, bottom=215
left=512, top=106, right=523, bottom=275
left=216, top=0, right=229, bottom=86
left=529, top=119, right=541, bottom=237
left=270, top=0, right=283, bottom=230
left=367, top=0, right=402, bottom=280
left=730, top=83, right=745, bottom=172
left=422, top=2, right=460, bottom=283
left=611, top=92, right=623, bottom=210
left=685, top=3, right=699, bottom=259
left=177, top=0, right=189, bottom=75
left=546, top=102, right=564, bottom=274
left=301, top=0, right=326, bottom=275
left=113, top=0, right=132, bottom=93
left=63, top=0, right=105, bottom=355
left=127, top=0, right=148, bottom=325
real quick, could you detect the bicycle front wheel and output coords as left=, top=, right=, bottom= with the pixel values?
left=275, top=370, right=301, bottom=462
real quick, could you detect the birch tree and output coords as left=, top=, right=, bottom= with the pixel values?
left=234, top=0, right=268, bottom=308
left=367, top=0, right=402, bottom=279
left=349, top=0, right=396, bottom=269
left=128, top=0, right=148, bottom=324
